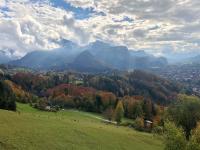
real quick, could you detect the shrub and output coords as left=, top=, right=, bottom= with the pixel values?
left=152, top=126, right=164, bottom=135
left=133, top=117, right=144, bottom=131
left=103, top=107, right=114, bottom=121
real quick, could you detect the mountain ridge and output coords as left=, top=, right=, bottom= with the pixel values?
left=8, top=40, right=168, bottom=72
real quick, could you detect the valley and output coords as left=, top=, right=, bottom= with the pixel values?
left=1, top=1, right=200, bottom=149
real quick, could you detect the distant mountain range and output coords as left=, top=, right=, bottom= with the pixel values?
left=9, top=40, right=168, bottom=72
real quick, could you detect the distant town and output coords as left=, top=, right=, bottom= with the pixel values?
left=151, top=64, right=200, bottom=96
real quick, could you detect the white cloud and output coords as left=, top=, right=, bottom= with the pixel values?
left=0, top=0, right=5, bottom=7
left=64, top=0, right=95, bottom=9
left=1, top=0, right=200, bottom=57
left=0, top=0, right=89, bottom=57
left=64, top=0, right=200, bottom=54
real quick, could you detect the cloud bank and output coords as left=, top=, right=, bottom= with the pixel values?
left=0, top=0, right=200, bottom=57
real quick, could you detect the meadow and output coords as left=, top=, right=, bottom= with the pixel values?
left=0, top=103, right=164, bottom=150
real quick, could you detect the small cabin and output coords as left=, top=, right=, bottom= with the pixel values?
left=45, top=106, right=51, bottom=111
left=144, top=120, right=153, bottom=129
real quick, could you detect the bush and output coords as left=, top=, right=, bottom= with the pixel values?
left=103, top=107, right=114, bottom=121
left=152, top=126, right=164, bottom=135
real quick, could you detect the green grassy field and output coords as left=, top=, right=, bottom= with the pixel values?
left=0, top=103, right=164, bottom=150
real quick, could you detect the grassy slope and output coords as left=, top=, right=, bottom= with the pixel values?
left=0, top=103, right=164, bottom=150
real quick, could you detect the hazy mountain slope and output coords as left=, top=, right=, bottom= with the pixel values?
left=69, top=51, right=110, bottom=72
left=10, top=41, right=83, bottom=69
left=187, top=55, right=200, bottom=64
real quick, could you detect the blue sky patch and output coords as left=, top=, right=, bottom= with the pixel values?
left=50, top=0, right=101, bottom=19
left=0, top=5, right=12, bottom=18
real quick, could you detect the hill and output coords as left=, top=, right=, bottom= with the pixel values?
left=86, top=70, right=180, bottom=104
left=0, top=103, right=163, bottom=150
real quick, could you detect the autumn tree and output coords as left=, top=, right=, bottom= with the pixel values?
left=114, top=100, right=124, bottom=125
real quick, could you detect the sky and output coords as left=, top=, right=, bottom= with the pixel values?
left=0, top=0, right=200, bottom=57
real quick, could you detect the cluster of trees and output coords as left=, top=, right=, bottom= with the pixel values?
left=11, top=72, right=84, bottom=96
left=1, top=71, right=166, bottom=130
left=3, top=80, right=38, bottom=104
left=164, top=122, right=200, bottom=150
left=85, top=70, right=180, bottom=104
left=122, top=96, right=162, bottom=120
left=12, top=72, right=54, bottom=96
left=103, top=96, right=164, bottom=130
left=36, top=83, right=163, bottom=128
left=40, top=83, right=117, bottom=113
left=167, top=95, right=200, bottom=140
left=163, top=95, right=200, bottom=150
left=10, top=71, right=181, bottom=105
left=0, top=80, right=16, bottom=111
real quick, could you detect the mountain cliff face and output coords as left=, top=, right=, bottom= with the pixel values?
left=9, top=40, right=168, bottom=72
left=87, top=41, right=130, bottom=70
left=87, top=41, right=168, bottom=70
